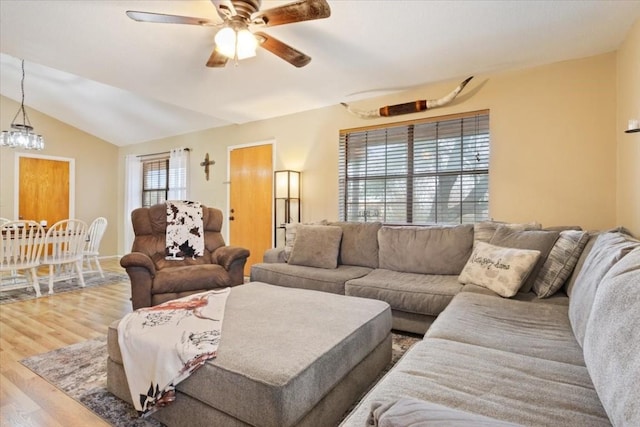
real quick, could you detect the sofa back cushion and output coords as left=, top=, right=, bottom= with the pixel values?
left=378, top=224, right=473, bottom=275
left=473, top=220, right=541, bottom=246
left=488, top=226, right=560, bottom=293
left=331, top=221, right=382, bottom=268
left=583, top=247, right=640, bottom=426
left=568, top=232, right=640, bottom=347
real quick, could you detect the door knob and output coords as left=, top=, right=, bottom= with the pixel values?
left=230, top=208, right=235, bottom=213
left=229, top=216, right=235, bottom=221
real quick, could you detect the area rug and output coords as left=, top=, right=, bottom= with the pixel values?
left=0, top=271, right=129, bottom=305
left=21, top=332, right=421, bottom=426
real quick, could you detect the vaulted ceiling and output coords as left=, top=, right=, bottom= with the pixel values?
left=1, top=1, right=639, bottom=146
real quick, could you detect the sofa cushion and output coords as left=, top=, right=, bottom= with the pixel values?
left=473, top=220, right=541, bottom=246
left=489, top=226, right=559, bottom=293
left=458, top=242, right=541, bottom=298
left=370, top=398, right=522, bottom=427
left=288, top=225, right=342, bottom=269
left=426, top=293, right=584, bottom=366
left=331, top=221, right=382, bottom=268
left=583, top=247, right=640, bottom=426
left=345, top=269, right=463, bottom=317
left=378, top=225, right=473, bottom=275
left=342, top=338, right=608, bottom=426
left=250, top=262, right=372, bottom=294
left=533, top=230, right=589, bottom=298
left=568, top=232, right=640, bottom=347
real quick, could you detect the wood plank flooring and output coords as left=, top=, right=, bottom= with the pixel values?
left=0, top=258, right=132, bottom=427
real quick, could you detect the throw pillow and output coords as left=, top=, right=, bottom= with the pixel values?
left=288, top=225, right=343, bottom=269
left=458, top=241, right=541, bottom=298
left=489, top=226, right=560, bottom=293
left=533, top=230, right=589, bottom=298
left=283, top=220, right=328, bottom=261
left=331, top=221, right=382, bottom=268
left=473, top=220, right=541, bottom=246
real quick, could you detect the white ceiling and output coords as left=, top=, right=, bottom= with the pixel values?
left=1, top=1, right=639, bottom=146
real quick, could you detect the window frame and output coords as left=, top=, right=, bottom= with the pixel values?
left=339, top=109, right=490, bottom=225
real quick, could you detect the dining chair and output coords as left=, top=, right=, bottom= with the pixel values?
left=83, top=217, right=107, bottom=278
left=40, top=219, right=88, bottom=294
left=0, top=218, right=11, bottom=225
left=1, top=220, right=45, bottom=297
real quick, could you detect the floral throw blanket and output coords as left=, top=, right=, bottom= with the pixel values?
left=166, top=200, right=204, bottom=258
left=117, top=288, right=230, bottom=416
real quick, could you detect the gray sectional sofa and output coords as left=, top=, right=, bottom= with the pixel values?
left=250, top=222, right=640, bottom=426
left=252, top=221, right=568, bottom=334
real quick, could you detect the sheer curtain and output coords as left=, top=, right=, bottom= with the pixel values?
left=124, top=154, right=142, bottom=252
left=168, top=148, right=189, bottom=201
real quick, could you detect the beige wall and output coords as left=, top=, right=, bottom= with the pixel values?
left=617, top=19, right=640, bottom=237
left=118, top=51, right=621, bottom=253
left=1, top=96, right=120, bottom=256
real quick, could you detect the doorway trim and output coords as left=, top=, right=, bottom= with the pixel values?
left=225, top=138, right=276, bottom=245
left=14, top=152, right=76, bottom=220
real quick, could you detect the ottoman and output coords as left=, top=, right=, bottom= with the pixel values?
left=107, top=282, right=392, bottom=426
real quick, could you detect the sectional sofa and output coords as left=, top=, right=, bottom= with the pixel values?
left=250, top=221, right=639, bottom=426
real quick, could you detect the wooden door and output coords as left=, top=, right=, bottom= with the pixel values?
left=19, top=157, right=70, bottom=225
left=229, top=144, right=273, bottom=276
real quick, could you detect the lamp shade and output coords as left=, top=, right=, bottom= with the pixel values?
left=275, top=170, right=300, bottom=199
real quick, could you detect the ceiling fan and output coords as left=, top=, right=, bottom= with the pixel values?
left=126, top=0, right=331, bottom=68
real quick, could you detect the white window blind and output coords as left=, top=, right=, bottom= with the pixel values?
left=339, top=110, right=490, bottom=224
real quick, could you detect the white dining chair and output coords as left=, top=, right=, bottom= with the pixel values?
left=0, top=218, right=11, bottom=225
left=40, top=219, right=88, bottom=295
left=1, top=220, right=45, bottom=297
left=83, top=217, right=107, bottom=278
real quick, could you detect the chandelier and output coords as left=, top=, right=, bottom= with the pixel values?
left=1, top=59, right=44, bottom=150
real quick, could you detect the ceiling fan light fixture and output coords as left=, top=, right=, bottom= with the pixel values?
left=214, top=26, right=257, bottom=60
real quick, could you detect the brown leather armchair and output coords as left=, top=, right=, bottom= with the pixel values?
left=120, top=204, right=250, bottom=309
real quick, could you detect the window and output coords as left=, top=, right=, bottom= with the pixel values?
left=142, top=157, right=169, bottom=207
left=339, top=110, right=490, bottom=224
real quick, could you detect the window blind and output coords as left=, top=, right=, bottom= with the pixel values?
left=142, top=158, right=169, bottom=207
left=339, top=110, right=490, bottom=224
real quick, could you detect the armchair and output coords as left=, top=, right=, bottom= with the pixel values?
left=120, top=203, right=250, bottom=309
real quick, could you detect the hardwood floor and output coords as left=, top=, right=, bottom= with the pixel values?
left=0, top=258, right=132, bottom=427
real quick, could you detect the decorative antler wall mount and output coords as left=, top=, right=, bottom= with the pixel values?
left=200, top=153, right=215, bottom=181
left=341, top=76, right=473, bottom=119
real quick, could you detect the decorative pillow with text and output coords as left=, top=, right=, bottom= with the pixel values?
left=458, top=242, right=541, bottom=297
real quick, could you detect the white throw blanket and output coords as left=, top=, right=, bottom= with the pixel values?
left=166, top=200, right=204, bottom=258
left=117, top=288, right=230, bottom=416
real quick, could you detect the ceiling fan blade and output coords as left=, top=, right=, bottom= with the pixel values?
left=126, top=11, right=215, bottom=26
left=252, top=0, right=331, bottom=27
left=206, top=48, right=229, bottom=68
left=255, top=32, right=311, bottom=68
left=210, top=0, right=236, bottom=20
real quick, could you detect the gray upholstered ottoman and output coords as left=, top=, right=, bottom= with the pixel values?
left=107, top=282, right=392, bottom=426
